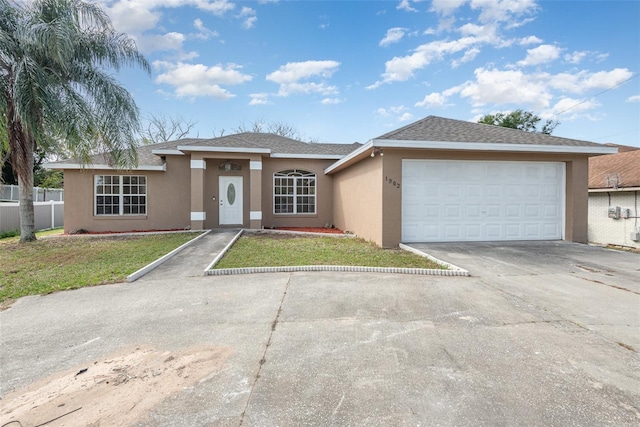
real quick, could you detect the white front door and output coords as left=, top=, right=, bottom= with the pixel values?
left=219, top=176, right=243, bottom=225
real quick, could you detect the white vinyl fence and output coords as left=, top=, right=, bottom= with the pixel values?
left=0, top=201, right=64, bottom=233
left=0, top=184, right=64, bottom=202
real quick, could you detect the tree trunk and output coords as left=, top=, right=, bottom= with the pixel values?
left=18, top=139, right=36, bottom=242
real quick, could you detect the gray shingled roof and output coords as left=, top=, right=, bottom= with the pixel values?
left=176, top=133, right=361, bottom=155
left=47, top=133, right=361, bottom=168
left=376, top=115, right=605, bottom=147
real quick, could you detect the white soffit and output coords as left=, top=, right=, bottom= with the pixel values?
left=178, top=146, right=271, bottom=154
left=42, top=163, right=166, bottom=171
left=271, top=153, right=344, bottom=159
left=373, top=139, right=618, bottom=154
left=152, top=149, right=184, bottom=155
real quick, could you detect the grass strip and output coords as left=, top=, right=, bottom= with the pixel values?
left=213, top=234, right=444, bottom=270
left=0, top=233, right=200, bottom=305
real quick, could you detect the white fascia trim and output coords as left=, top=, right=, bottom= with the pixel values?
left=191, top=212, right=206, bottom=221
left=152, top=149, right=184, bottom=155
left=589, top=187, right=640, bottom=193
left=324, top=141, right=374, bottom=174
left=190, top=159, right=206, bottom=169
left=43, top=163, right=166, bottom=171
left=250, top=160, right=262, bottom=170
left=178, top=146, right=271, bottom=154
left=270, top=153, right=344, bottom=159
left=373, top=139, right=619, bottom=154
left=250, top=211, right=263, bottom=220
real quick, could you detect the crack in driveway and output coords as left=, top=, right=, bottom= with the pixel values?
left=239, top=275, right=291, bottom=426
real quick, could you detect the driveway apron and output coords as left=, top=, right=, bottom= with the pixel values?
left=1, top=241, right=638, bottom=426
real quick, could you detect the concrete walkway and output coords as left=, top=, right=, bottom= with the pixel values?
left=140, top=229, right=239, bottom=280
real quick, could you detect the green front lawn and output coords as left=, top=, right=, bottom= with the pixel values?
left=0, top=232, right=200, bottom=306
left=213, top=233, right=444, bottom=269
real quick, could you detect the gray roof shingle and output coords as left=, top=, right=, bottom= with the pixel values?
left=47, top=133, right=361, bottom=168
left=376, top=115, right=605, bottom=147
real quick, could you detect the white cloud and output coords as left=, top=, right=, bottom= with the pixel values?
left=563, top=50, right=587, bottom=64
left=249, top=93, right=270, bottom=105
left=545, top=97, right=600, bottom=118
left=452, top=47, right=480, bottom=68
left=193, top=18, right=219, bottom=40
left=380, top=28, right=407, bottom=47
left=431, top=0, right=467, bottom=15
left=397, top=0, right=418, bottom=12
left=134, top=32, right=186, bottom=53
left=399, top=112, right=414, bottom=122
left=267, top=60, right=340, bottom=83
left=321, top=97, right=343, bottom=105
left=368, top=34, right=495, bottom=88
left=471, top=0, right=538, bottom=24
left=99, top=0, right=239, bottom=54
left=549, top=68, right=634, bottom=94
left=517, top=44, right=561, bottom=66
left=424, top=67, right=633, bottom=119
left=415, top=92, right=448, bottom=108
left=519, top=35, right=542, bottom=45
left=459, top=67, right=552, bottom=108
left=627, top=95, right=640, bottom=103
left=376, top=105, right=412, bottom=122
left=154, top=61, right=252, bottom=99
left=243, top=16, right=257, bottom=29
left=266, top=60, right=341, bottom=96
left=239, top=6, right=257, bottom=29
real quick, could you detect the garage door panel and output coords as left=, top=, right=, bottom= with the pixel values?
left=402, top=160, right=565, bottom=242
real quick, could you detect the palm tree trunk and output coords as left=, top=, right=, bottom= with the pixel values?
left=18, top=137, right=36, bottom=242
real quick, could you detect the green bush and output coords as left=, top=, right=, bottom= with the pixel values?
left=0, top=229, right=20, bottom=239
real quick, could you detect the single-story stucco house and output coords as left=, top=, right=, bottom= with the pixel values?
left=588, top=145, right=640, bottom=249
left=46, top=116, right=616, bottom=247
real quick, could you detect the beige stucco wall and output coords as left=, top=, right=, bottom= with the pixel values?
left=334, top=149, right=592, bottom=247
left=261, top=158, right=336, bottom=228
left=332, top=155, right=384, bottom=245
left=62, top=155, right=191, bottom=233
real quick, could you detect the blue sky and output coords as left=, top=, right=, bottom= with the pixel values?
left=102, top=0, right=640, bottom=147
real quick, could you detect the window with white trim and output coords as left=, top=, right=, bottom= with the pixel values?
left=273, top=169, right=316, bottom=214
left=95, top=175, right=147, bottom=215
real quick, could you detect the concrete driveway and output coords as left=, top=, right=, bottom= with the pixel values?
left=1, top=241, right=639, bottom=426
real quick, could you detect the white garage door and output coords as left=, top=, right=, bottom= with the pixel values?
left=402, top=160, right=565, bottom=242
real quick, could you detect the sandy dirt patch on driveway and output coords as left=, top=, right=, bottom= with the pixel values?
left=0, top=345, right=232, bottom=426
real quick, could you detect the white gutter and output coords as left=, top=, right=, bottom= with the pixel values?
left=271, top=153, right=344, bottom=160
left=589, top=187, right=640, bottom=193
left=372, top=139, right=619, bottom=154
left=177, top=145, right=271, bottom=154
left=152, top=149, right=184, bottom=155
left=43, top=163, right=166, bottom=171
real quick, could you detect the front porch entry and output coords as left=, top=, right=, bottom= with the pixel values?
left=219, top=176, right=243, bottom=225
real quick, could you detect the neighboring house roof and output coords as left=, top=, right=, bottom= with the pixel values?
left=604, top=143, right=640, bottom=153
left=326, top=115, right=617, bottom=174
left=45, top=133, right=362, bottom=170
left=589, top=149, right=640, bottom=190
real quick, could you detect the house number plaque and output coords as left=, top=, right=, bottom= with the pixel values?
left=385, top=176, right=400, bottom=189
